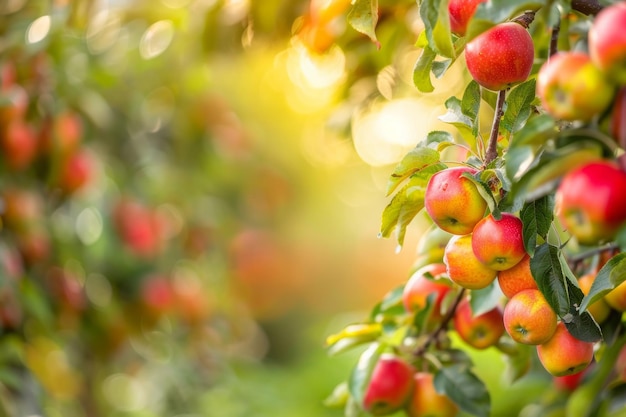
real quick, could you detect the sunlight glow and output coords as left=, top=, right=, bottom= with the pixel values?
left=140, top=20, right=175, bottom=59
left=27, top=15, right=51, bottom=44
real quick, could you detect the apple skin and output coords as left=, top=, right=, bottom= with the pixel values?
left=536, top=51, right=614, bottom=122
left=471, top=213, right=526, bottom=271
left=578, top=273, right=611, bottom=324
left=604, top=279, right=626, bottom=311
left=537, top=322, right=595, bottom=377
left=362, top=354, right=415, bottom=416
left=453, top=298, right=504, bottom=349
left=554, top=369, right=586, bottom=392
left=589, top=2, right=626, bottom=85
left=424, top=166, right=487, bottom=235
left=406, top=372, right=459, bottom=417
left=555, top=161, right=626, bottom=246
left=503, top=288, right=557, bottom=345
left=497, top=254, right=537, bottom=298
left=448, top=0, right=486, bottom=37
left=609, top=86, right=626, bottom=149
left=402, top=263, right=452, bottom=322
left=464, top=22, right=534, bottom=91
left=444, top=234, right=497, bottom=290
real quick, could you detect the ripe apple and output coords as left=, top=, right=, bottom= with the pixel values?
left=471, top=213, right=526, bottom=271
left=406, top=372, right=459, bottom=417
left=402, top=263, right=452, bottom=322
left=140, top=274, right=175, bottom=320
left=424, top=166, right=487, bottom=235
left=112, top=199, right=166, bottom=258
left=537, top=322, right=595, bottom=377
left=497, top=254, right=537, bottom=298
left=453, top=298, right=505, bottom=349
left=1, top=188, right=44, bottom=232
left=536, top=51, right=614, bottom=121
left=0, top=84, right=28, bottom=123
left=578, top=272, right=611, bottom=324
left=1, top=120, right=38, bottom=170
left=554, top=369, right=586, bottom=392
left=448, top=0, right=486, bottom=37
left=555, top=161, right=626, bottom=246
left=604, top=279, right=626, bottom=311
left=588, top=2, right=626, bottom=84
left=56, top=148, right=96, bottom=194
left=362, top=353, right=415, bottom=415
left=464, top=22, right=534, bottom=91
left=39, top=110, right=83, bottom=157
left=503, top=288, right=557, bottom=345
left=444, top=234, right=497, bottom=290
left=609, top=86, right=626, bottom=149
left=45, top=267, right=86, bottom=314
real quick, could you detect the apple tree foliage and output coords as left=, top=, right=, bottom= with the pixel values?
left=321, top=0, right=626, bottom=416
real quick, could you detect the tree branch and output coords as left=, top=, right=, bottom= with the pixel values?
left=483, top=89, right=506, bottom=167
left=571, top=0, right=603, bottom=16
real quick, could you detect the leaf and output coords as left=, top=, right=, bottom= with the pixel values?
left=462, top=81, right=481, bottom=137
left=326, top=323, right=382, bottom=356
left=386, top=146, right=442, bottom=196
left=520, top=194, right=554, bottom=257
left=501, top=342, right=532, bottom=383
left=470, top=282, right=504, bottom=316
left=425, top=130, right=455, bottom=146
left=508, top=114, right=557, bottom=148
left=370, top=285, right=405, bottom=321
left=580, top=253, right=626, bottom=312
left=324, top=381, right=350, bottom=408
left=419, top=0, right=455, bottom=58
left=435, top=364, right=491, bottom=417
left=347, top=0, right=380, bottom=48
left=530, top=243, right=569, bottom=317
left=501, top=79, right=536, bottom=136
left=348, top=343, right=385, bottom=407
left=439, top=96, right=475, bottom=143
left=413, top=45, right=437, bottom=93
left=466, top=0, right=544, bottom=41
left=462, top=171, right=500, bottom=219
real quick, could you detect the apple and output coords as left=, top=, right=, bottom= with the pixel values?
left=471, top=213, right=526, bottom=271
left=140, top=274, right=175, bottom=320
left=412, top=225, right=453, bottom=271
left=444, top=234, right=497, bottom=290
left=555, top=161, right=626, bottom=246
left=402, top=263, right=452, bottom=322
left=554, top=369, right=586, bottom=392
left=464, top=22, right=534, bottom=91
left=578, top=272, right=611, bottom=324
left=536, top=51, right=614, bottom=122
left=448, top=0, right=486, bottom=37
left=16, top=227, right=51, bottom=265
left=1, top=188, right=44, bottom=232
left=503, top=288, right=557, bottom=345
left=406, top=372, right=459, bottom=417
left=1, top=119, right=38, bottom=170
left=0, top=287, right=22, bottom=330
left=56, top=148, right=96, bottom=194
left=609, top=86, right=626, bottom=149
left=362, top=353, right=415, bottom=415
left=603, top=279, right=626, bottom=311
left=497, top=254, right=537, bottom=298
left=172, top=274, right=211, bottom=325
left=0, top=84, right=28, bottom=123
left=39, top=110, right=83, bottom=157
left=588, top=2, right=626, bottom=84
left=453, top=298, right=504, bottom=349
left=112, top=199, right=166, bottom=258
left=537, top=322, right=595, bottom=377
left=45, top=267, right=86, bottom=314
left=424, top=166, right=487, bottom=235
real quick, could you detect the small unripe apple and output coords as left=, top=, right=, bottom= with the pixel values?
left=424, top=166, right=487, bottom=235
left=588, top=2, right=626, bottom=84
left=497, top=254, right=537, bottom=298
left=363, top=353, right=415, bottom=415
left=471, top=213, right=526, bottom=271
left=503, top=288, right=557, bottom=345
left=448, top=0, right=486, bottom=37
left=555, top=161, right=626, bottom=246
left=537, top=322, right=595, bottom=377
left=578, top=273, right=611, bottom=324
left=406, top=372, right=459, bottom=417
left=402, top=263, right=452, bottom=322
left=453, top=298, right=505, bottom=349
left=536, top=51, right=614, bottom=122
left=464, top=22, right=534, bottom=91
left=444, top=234, right=497, bottom=290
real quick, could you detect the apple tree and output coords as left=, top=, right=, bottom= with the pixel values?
left=314, top=0, right=626, bottom=416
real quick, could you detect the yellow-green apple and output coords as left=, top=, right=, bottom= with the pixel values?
left=363, top=353, right=415, bottom=415
left=424, top=166, right=487, bottom=235
left=589, top=2, right=626, bottom=84
left=578, top=272, right=611, bottom=324
left=471, top=213, right=526, bottom=271
left=497, top=254, right=537, bottom=298
left=555, top=161, right=626, bottom=245
left=402, top=263, right=452, bottom=322
left=448, top=0, right=486, bottom=37
left=1, top=120, right=38, bottom=170
left=503, top=288, right=557, bottom=345
left=604, top=279, right=626, bottom=311
left=406, top=372, right=459, bottom=417
left=453, top=298, right=505, bottom=349
left=536, top=51, right=614, bottom=121
left=464, top=22, right=534, bottom=91
left=444, top=234, right=497, bottom=289
left=537, top=322, right=595, bottom=376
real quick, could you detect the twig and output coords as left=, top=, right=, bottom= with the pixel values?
left=549, top=19, right=560, bottom=58
left=571, top=0, right=603, bottom=16
left=483, top=89, right=506, bottom=167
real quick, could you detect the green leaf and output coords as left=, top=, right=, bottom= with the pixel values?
left=501, top=79, right=536, bottom=136
left=580, top=253, right=626, bottom=312
left=370, top=285, right=405, bottom=321
left=435, top=364, right=491, bottom=417
left=348, top=343, right=385, bottom=407
left=386, top=146, right=442, bottom=196
left=508, top=114, right=557, bottom=149
left=470, top=282, right=504, bottom=316
left=530, top=243, right=569, bottom=317
left=324, top=381, right=350, bottom=408
left=466, top=0, right=544, bottom=41
left=347, top=0, right=380, bottom=48
left=413, top=45, right=437, bottom=93
left=439, top=96, right=475, bottom=143
left=425, top=130, right=455, bottom=146
left=462, top=171, right=500, bottom=219
left=520, top=194, right=554, bottom=257
left=462, top=81, right=481, bottom=137
left=419, top=0, right=455, bottom=58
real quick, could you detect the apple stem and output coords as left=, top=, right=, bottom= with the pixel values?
left=483, top=89, right=506, bottom=167
left=511, top=11, right=536, bottom=29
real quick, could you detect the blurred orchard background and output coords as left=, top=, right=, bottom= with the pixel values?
left=0, top=1, right=539, bottom=416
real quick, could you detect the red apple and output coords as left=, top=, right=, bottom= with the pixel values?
left=448, top=0, right=486, bottom=37
left=444, top=234, right=497, bottom=290
left=554, top=369, right=586, bottom=392
left=363, top=353, right=415, bottom=415
left=1, top=188, right=44, bottom=232
left=536, top=51, right=614, bottom=121
left=1, top=119, right=38, bottom=170
left=406, top=372, right=459, bottom=417
left=471, top=213, right=526, bottom=271
left=537, top=322, right=595, bottom=377
left=497, top=254, right=537, bottom=298
left=609, top=86, right=626, bottom=149
left=453, top=298, right=505, bottom=349
left=503, top=288, right=558, bottom=345
left=555, top=161, right=626, bottom=245
left=56, top=148, right=96, bottom=194
left=464, top=22, right=534, bottom=91
left=424, top=166, right=487, bottom=235
left=402, top=263, right=452, bottom=322
left=588, top=2, right=626, bottom=84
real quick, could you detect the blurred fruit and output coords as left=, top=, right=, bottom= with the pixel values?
left=554, top=369, right=586, bottom=392
left=448, top=0, right=486, bottom=37
left=503, top=288, right=557, bottom=345
left=609, top=86, right=626, bottom=149
left=309, top=0, right=352, bottom=26
left=363, top=353, right=415, bottom=415
left=1, top=188, right=44, bottom=232
left=537, top=322, right=595, bottom=376
left=424, top=167, right=487, bottom=235
left=604, top=279, right=626, bottom=311
left=471, top=213, right=526, bottom=271
left=412, top=225, right=453, bottom=271
left=588, top=2, right=626, bottom=84
left=444, top=234, right=497, bottom=290
left=112, top=199, right=166, bottom=258
left=55, top=148, right=96, bottom=194
left=578, top=272, right=611, bottom=324
left=497, top=254, right=537, bottom=299
left=402, top=263, right=452, bottom=322
left=39, top=110, right=83, bottom=157
left=453, top=298, right=505, bottom=349
left=1, top=119, right=38, bottom=170
left=464, top=22, right=534, bottom=91
left=0, top=84, right=28, bottom=123
left=406, top=372, right=459, bottom=417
